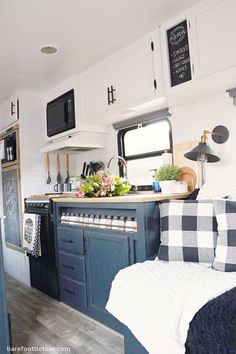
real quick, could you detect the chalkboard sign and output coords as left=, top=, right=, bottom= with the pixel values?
left=167, top=20, right=192, bottom=87
left=2, top=167, right=21, bottom=247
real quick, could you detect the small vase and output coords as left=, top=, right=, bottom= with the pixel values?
left=159, top=180, right=176, bottom=194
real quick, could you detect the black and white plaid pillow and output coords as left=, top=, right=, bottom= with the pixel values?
left=158, top=200, right=218, bottom=263
left=213, top=200, right=236, bottom=272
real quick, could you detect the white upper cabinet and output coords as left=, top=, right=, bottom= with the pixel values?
left=190, top=0, right=236, bottom=78
left=80, top=32, right=159, bottom=122
left=112, top=34, right=157, bottom=108
left=0, top=96, right=19, bottom=131
left=81, top=62, right=113, bottom=120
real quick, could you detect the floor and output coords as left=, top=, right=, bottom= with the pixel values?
left=6, top=275, right=124, bottom=354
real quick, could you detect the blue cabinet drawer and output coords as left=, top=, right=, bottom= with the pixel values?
left=60, top=275, right=87, bottom=310
left=57, top=227, right=84, bottom=254
left=58, top=251, right=85, bottom=282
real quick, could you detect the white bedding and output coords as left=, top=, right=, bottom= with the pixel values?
left=106, top=260, right=236, bottom=354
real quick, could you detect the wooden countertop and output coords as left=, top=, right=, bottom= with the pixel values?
left=52, top=192, right=191, bottom=203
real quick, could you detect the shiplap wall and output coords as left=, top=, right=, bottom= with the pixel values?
left=74, top=92, right=236, bottom=184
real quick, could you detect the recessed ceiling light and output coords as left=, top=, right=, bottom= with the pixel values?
left=40, top=45, right=58, bottom=55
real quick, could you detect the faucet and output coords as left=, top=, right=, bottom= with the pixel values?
left=107, top=155, right=128, bottom=182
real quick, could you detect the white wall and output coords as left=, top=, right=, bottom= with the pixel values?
left=171, top=92, right=236, bottom=182
left=1, top=90, right=50, bottom=286
left=74, top=91, right=236, bottom=184
left=74, top=126, right=119, bottom=175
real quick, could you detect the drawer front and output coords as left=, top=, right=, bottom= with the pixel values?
left=58, top=251, right=85, bottom=282
left=57, top=227, right=84, bottom=254
left=60, top=275, right=87, bottom=310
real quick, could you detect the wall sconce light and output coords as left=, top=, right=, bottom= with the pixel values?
left=184, top=125, right=229, bottom=186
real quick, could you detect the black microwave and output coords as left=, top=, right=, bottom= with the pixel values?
left=46, top=89, right=75, bottom=138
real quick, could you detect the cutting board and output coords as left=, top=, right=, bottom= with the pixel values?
left=173, top=140, right=200, bottom=188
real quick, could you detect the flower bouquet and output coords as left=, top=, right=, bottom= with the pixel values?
left=76, top=170, right=131, bottom=198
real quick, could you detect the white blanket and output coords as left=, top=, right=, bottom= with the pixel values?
left=106, top=260, right=236, bottom=354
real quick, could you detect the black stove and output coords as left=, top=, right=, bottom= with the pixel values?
left=25, top=198, right=59, bottom=300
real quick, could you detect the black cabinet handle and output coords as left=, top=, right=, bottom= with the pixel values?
left=11, top=102, right=15, bottom=116
left=63, top=288, right=76, bottom=295
left=61, top=238, right=73, bottom=244
left=111, top=85, right=116, bottom=103
left=17, top=99, right=19, bottom=119
left=107, top=87, right=111, bottom=105
left=62, top=264, right=74, bottom=270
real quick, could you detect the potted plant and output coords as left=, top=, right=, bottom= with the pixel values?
left=154, top=164, right=180, bottom=194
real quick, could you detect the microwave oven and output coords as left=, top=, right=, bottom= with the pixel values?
left=46, top=89, right=75, bottom=138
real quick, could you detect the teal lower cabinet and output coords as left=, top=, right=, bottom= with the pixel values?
left=54, top=201, right=160, bottom=332
left=85, top=230, right=130, bottom=331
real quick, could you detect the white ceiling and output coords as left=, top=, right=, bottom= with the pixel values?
left=0, top=0, right=201, bottom=102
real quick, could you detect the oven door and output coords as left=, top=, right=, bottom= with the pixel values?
left=25, top=207, right=55, bottom=266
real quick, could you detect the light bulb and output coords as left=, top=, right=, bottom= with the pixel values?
left=198, top=153, right=207, bottom=162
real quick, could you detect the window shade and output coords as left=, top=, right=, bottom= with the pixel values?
left=112, top=108, right=171, bottom=130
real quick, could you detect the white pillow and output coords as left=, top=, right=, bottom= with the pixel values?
left=197, top=181, right=233, bottom=200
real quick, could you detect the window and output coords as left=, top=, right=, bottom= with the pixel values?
left=118, top=118, right=172, bottom=188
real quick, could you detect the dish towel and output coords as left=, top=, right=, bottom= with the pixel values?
left=23, top=213, right=41, bottom=257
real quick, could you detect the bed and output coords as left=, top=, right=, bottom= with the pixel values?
left=106, top=260, right=236, bottom=354
left=106, top=197, right=236, bottom=354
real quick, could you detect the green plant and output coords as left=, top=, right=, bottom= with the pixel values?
left=155, top=164, right=180, bottom=181
left=76, top=170, right=131, bottom=198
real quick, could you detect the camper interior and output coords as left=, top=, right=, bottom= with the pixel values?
left=1, top=0, right=236, bottom=353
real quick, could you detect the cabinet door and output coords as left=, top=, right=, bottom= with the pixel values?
left=0, top=98, right=19, bottom=131
left=84, top=230, right=130, bottom=328
left=191, top=0, right=236, bottom=77
left=113, top=34, right=156, bottom=107
left=81, top=61, right=113, bottom=120
left=0, top=227, right=10, bottom=354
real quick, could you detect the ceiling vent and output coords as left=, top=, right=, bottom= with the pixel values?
left=40, top=45, right=58, bottom=55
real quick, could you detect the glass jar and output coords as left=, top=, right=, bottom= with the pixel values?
left=94, top=215, right=100, bottom=227
left=125, top=217, right=137, bottom=232
left=83, top=214, right=89, bottom=226
left=88, top=214, right=94, bottom=226
left=99, top=215, right=107, bottom=229
left=119, top=216, right=126, bottom=232
left=106, top=215, right=112, bottom=229
left=61, top=212, right=66, bottom=223
left=112, top=216, right=120, bottom=230
left=78, top=213, right=84, bottom=225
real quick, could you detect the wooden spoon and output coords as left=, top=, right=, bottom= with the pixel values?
left=65, top=154, right=70, bottom=183
left=56, top=154, right=62, bottom=184
left=46, top=154, right=51, bottom=184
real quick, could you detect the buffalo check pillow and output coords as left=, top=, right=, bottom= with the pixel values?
left=158, top=200, right=218, bottom=263
left=213, top=199, right=236, bottom=272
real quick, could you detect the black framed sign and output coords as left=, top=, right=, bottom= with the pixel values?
left=167, top=20, right=192, bottom=87
left=2, top=166, right=21, bottom=248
